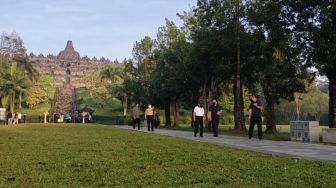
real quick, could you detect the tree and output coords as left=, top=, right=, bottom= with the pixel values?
left=247, top=0, right=312, bottom=132
left=100, top=65, right=125, bottom=114
left=91, top=86, right=109, bottom=108
left=0, top=31, right=26, bottom=59
left=26, top=86, right=47, bottom=109
left=37, top=75, right=55, bottom=100
left=2, top=62, right=29, bottom=113
left=14, top=57, right=39, bottom=108
left=191, top=0, right=252, bottom=130
left=288, top=1, right=336, bottom=127
left=151, top=19, right=191, bottom=126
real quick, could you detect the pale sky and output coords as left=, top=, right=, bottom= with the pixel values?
left=0, top=0, right=196, bottom=60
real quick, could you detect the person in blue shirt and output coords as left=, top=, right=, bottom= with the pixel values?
left=208, top=98, right=222, bottom=137
left=248, top=95, right=263, bottom=140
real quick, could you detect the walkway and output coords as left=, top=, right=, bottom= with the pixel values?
left=53, top=87, right=75, bottom=115
left=114, top=126, right=336, bottom=164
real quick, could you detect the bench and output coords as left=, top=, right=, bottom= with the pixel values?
left=322, top=128, right=336, bottom=144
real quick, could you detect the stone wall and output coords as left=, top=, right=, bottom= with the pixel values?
left=31, top=40, right=111, bottom=88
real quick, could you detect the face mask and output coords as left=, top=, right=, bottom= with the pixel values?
left=212, top=102, right=216, bottom=105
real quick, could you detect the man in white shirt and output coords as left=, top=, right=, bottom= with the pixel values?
left=193, top=102, right=205, bottom=137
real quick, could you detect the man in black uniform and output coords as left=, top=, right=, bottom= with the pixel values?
left=248, top=95, right=263, bottom=140
left=208, top=99, right=222, bottom=137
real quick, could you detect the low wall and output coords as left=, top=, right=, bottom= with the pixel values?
left=322, top=128, right=336, bottom=144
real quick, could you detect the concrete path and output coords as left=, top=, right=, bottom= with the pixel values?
left=114, top=126, right=336, bottom=164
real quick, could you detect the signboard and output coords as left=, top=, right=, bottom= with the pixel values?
left=290, top=121, right=319, bottom=143
left=0, top=108, right=6, bottom=121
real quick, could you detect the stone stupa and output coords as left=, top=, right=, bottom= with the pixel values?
left=58, top=40, right=81, bottom=60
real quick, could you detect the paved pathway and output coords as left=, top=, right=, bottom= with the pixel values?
left=114, top=126, right=336, bottom=164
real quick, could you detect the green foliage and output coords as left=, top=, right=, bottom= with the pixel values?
left=276, top=83, right=329, bottom=125
left=2, top=62, right=30, bottom=112
left=37, top=75, right=55, bottom=100
left=25, top=85, right=47, bottom=109
left=76, top=88, right=124, bottom=124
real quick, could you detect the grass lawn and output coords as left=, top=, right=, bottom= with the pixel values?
left=0, top=124, right=335, bottom=187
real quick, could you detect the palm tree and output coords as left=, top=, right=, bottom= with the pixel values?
left=3, top=62, right=29, bottom=113
left=0, top=54, right=9, bottom=108
left=100, top=66, right=123, bottom=85
left=100, top=66, right=127, bottom=115
left=14, top=57, right=39, bottom=108
left=14, top=57, right=39, bottom=81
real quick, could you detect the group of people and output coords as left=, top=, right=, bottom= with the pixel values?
left=131, top=94, right=263, bottom=140
left=193, top=95, right=263, bottom=140
left=193, top=98, right=222, bottom=137
left=131, top=103, right=160, bottom=132
left=52, top=113, right=72, bottom=123
left=52, top=111, right=91, bottom=124
left=6, top=111, right=23, bottom=125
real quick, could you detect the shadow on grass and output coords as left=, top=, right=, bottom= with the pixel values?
left=162, top=125, right=290, bottom=141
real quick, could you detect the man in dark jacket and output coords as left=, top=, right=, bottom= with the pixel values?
left=208, top=99, right=222, bottom=137
left=248, top=95, right=263, bottom=140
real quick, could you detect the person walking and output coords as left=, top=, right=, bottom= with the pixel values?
left=248, top=95, right=263, bottom=140
left=7, top=111, right=12, bottom=125
left=145, top=104, right=155, bottom=132
left=13, top=112, right=19, bottom=125
left=193, top=102, right=205, bottom=137
left=132, top=104, right=141, bottom=130
left=208, top=99, right=222, bottom=137
left=18, top=112, right=22, bottom=124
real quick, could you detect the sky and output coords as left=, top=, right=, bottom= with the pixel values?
left=0, top=0, right=196, bottom=60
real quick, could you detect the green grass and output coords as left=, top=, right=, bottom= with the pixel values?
left=0, top=124, right=335, bottom=187
left=164, top=124, right=291, bottom=141
left=76, top=88, right=125, bottom=125
left=20, top=102, right=52, bottom=117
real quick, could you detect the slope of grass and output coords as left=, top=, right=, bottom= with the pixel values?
left=0, top=125, right=335, bottom=187
left=76, top=88, right=125, bottom=125
left=18, top=88, right=56, bottom=122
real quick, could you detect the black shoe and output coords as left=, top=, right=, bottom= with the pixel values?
left=213, top=135, right=218, bottom=137
left=194, top=135, right=197, bottom=137
left=200, top=135, right=203, bottom=137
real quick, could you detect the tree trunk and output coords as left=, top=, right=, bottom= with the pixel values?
left=123, top=93, right=128, bottom=117
left=10, top=92, right=15, bottom=113
left=264, top=86, right=277, bottom=133
left=329, top=79, right=336, bottom=128
left=19, top=94, right=22, bottom=109
left=294, top=92, right=302, bottom=120
left=208, top=76, right=214, bottom=105
left=1, top=96, right=9, bottom=108
left=173, top=97, right=180, bottom=127
left=234, top=82, right=244, bottom=130
left=202, top=80, right=207, bottom=111
left=240, top=82, right=246, bottom=130
left=164, top=97, right=171, bottom=127
left=233, top=3, right=244, bottom=131
left=190, top=93, right=198, bottom=128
